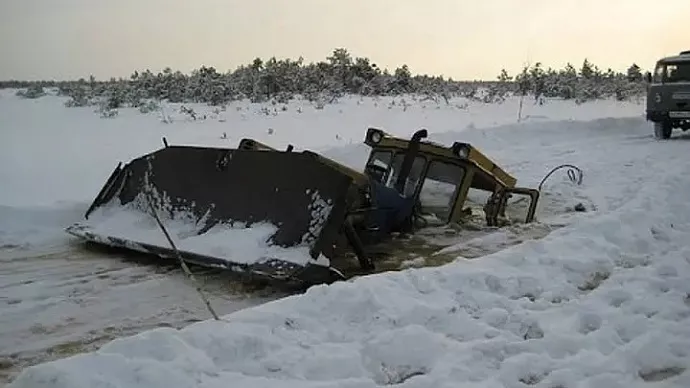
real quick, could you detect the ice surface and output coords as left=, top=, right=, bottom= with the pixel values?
left=4, top=89, right=690, bottom=387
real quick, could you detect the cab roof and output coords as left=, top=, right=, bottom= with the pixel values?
left=364, top=127, right=518, bottom=190
left=658, top=51, right=690, bottom=64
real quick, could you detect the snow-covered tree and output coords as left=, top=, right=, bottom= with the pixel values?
left=3, top=48, right=647, bottom=114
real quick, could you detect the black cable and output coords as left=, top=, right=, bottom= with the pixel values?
left=505, top=163, right=584, bottom=208
left=538, top=164, right=583, bottom=192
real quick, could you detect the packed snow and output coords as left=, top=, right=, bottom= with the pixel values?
left=2, top=88, right=690, bottom=387
left=78, top=199, right=318, bottom=267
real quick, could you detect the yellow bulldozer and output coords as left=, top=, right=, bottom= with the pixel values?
left=66, top=127, right=543, bottom=286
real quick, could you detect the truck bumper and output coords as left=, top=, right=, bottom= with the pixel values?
left=646, top=110, right=667, bottom=122
left=647, top=110, right=690, bottom=121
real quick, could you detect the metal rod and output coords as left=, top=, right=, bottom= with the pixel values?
left=145, top=194, right=220, bottom=321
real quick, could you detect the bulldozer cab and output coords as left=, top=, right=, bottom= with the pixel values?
left=362, top=128, right=539, bottom=228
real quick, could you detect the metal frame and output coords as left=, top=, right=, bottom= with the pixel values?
left=484, top=187, right=540, bottom=227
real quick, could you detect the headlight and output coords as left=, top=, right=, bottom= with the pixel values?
left=655, top=93, right=662, bottom=103
left=452, top=142, right=470, bottom=158
left=367, top=128, right=384, bottom=144
left=371, top=131, right=382, bottom=143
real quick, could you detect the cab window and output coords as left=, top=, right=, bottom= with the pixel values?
left=366, top=150, right=426, bottom=197
left=387, top=153, right=426, bottom=197
left=418, top=161, right=465, bottom=222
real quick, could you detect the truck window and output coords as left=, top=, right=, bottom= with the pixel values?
left=653, top=63, right=664, bottom=83
left=663, top=63, right=690, bottom=83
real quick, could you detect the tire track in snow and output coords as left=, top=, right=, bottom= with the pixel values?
left=0, top=244, right=289, bottom=384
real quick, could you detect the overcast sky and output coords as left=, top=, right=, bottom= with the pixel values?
left=1, top=0, right=687, bottom=81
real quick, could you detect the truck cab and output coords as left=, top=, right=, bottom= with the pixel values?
left=646, top=50, right=690, bottom=139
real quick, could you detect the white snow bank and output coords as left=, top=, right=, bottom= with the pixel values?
left=9, top=139, right=690, bottom=387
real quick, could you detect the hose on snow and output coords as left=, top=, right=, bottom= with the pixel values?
left=506, top=163, right=584, bottom=208
left=537, top=164, right=583, bottom=192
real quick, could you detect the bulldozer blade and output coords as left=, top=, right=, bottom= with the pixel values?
left=65, top=223, right=345, bottom=284
left=66, top=145, right=355, bottom=285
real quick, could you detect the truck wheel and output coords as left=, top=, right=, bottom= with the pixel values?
left=654, top=121, right=672, bottom=140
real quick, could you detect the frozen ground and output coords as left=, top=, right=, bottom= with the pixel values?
left=4, top=89, right=690, bottom=387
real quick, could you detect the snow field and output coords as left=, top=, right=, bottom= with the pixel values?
left=4, top=89, right=690, bottom=387
left=0, top=87, right=643, bottom=208
left=0, top=89, right=641, bottom=259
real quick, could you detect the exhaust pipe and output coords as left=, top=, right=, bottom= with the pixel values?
left=394, top=129, right=428, bottom=194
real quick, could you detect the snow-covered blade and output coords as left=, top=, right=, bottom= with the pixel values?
left=66, top=145, right=355, bottom=284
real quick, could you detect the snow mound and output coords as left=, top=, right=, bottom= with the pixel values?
left=9, top=135, right=690, bottom=388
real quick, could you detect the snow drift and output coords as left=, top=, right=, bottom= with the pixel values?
left=5, top=89, right=690, bottom=387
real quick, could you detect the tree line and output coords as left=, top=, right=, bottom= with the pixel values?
left=4, top=48, right=648, bottom=107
